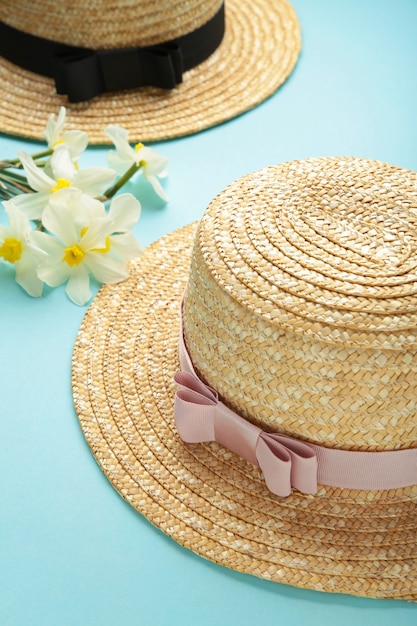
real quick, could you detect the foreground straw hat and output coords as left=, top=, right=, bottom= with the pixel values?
left=0, top=0, right=301, bottom=143
left=72, top=156, right=417, bottom=600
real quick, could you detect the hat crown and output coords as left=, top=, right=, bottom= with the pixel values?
left=0, top=0, right=223, bottom=48
left=183, top=157, right=417, bottom=452
left=301, top=202, right=413, bottom=271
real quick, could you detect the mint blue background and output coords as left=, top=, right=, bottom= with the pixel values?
left=1, top=1, right=417, bottom=624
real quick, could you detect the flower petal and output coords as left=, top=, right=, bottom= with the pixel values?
left=106, top=150, right=132, bottom=175
left=107, top=193, right=141, bottom=231
left=105, top=125, right=135, bottom=161
left=143, top=173, right=169, bottom=201
left=10, top=192, right=50, bottom=220
left=61, top=130, right=89, bottom=157
left=66, top=264, right=92, bottom=305
left=18, top=152, right=55, bottom=192
left=37, top=261, right=70, bottom=287
left=33, top=230, right=73, bottom=288
left=50, top=145, right=77, bottom=180
left=43, top=106, right=66, bottom=147
left=15, top=256, right=44, bottom=297
left=85, top=251, right=129, bottom=284
left=30, top=230, right=63, bottom=259
left=109, top=232, right=143, bottom=262
left=4, top=200, right=30, bottom=235
left=72, top=167, right=116, bottom=197
left=42, top=201, right=80, bottom=245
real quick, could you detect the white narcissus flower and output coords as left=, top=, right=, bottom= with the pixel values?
left=0, top=202, right=47, bottom=297
left=43, top=106, right=88, bottom=159
left=12, top=147, right=116, bottom=220
left=44, top=188, right=142, bottom=243
left=105, top=125, right=168, bottom=201
left=31, top=193, right=142, bottom=306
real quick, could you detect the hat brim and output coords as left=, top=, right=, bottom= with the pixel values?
left=72, top=223, right=417, bottom=601
left=0, top=0, right=301, bottom=144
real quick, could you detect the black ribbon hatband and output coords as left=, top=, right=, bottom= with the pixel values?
left=0, top=4, right=225, bottom=102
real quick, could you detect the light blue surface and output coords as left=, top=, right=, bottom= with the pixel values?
left=1, top=1, right=417, bottom=624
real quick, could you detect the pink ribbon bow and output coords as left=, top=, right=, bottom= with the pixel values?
left=174, top=300, right=417, bottom=495
left=174, top=370, right=318, bottom=497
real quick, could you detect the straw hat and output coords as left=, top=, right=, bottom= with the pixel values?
left=72, top=156, right=417, bottom=600
left=0, top=0, right=301, bottom=144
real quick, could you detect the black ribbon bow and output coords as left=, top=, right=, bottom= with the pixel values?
left=54, top=43, right=184, bottom=102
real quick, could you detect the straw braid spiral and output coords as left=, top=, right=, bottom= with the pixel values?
left=183, top=157, right=417, bottom=451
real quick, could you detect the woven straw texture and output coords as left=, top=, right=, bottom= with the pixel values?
left=0, top=0, right=301, bottom=143
left=72, top=157, right=417, bottom=600
left=184, top=157, right=417, bottom=452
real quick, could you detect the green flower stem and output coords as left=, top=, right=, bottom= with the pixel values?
left=0, top=170, right=34, bottom=197
left=0, top=169, right=30, bottom=183
left=101, top=162, right=142, bottom=200
left=0, top=160, right=21, bottom=170
left=1, top=149, right=53, bottom=169
left=31, top=149, right=53, bottom=161
left=0, top=180, right=12, bottom=200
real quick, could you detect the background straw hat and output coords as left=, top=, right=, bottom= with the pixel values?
left=0, top=0, right=301, bottom=143
left=72, top=157, right=417, bottom=600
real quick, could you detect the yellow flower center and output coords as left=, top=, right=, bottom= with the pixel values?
left=62, top=244, right=84, bottom=266
left=52, top=139, right=65, bottom=149
left=62, top=228, right=111, bottom=266
left=51, top=178, right=71, bottom=193
left=0, top=237, right=23, bottom=263
left=135, top=143, right=146, bottom=167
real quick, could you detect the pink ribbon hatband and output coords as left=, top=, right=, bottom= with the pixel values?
left=174, top=327, right=417, bottom=497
